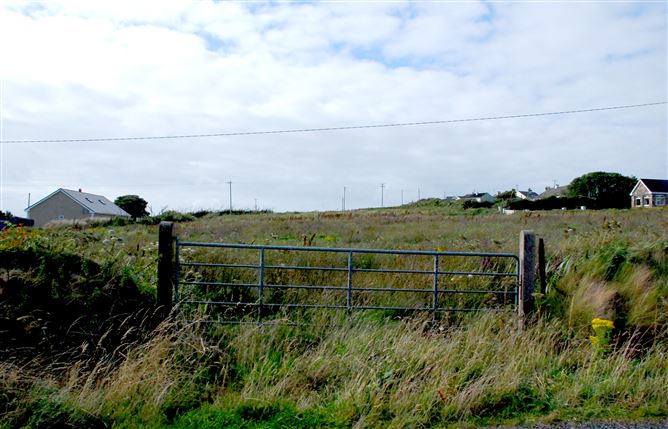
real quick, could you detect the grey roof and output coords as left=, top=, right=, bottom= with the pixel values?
left=29, top=188, right=130, bottom=217
left=539, top=186, right=568, bottom=199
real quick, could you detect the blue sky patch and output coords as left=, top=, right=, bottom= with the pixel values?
left=606, top=48, right=652, bottom=63
left=198, top=32, right=237, bottom=54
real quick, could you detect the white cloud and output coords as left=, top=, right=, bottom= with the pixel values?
left=0, top=1, right=665, bottom=215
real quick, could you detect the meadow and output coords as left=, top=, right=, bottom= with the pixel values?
left=1, top=204, right=667, bottom=428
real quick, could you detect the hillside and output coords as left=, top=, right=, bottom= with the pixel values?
left=1, top=207, right=667, bottom=428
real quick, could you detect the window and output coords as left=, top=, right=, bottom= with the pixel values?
left=644, top=197, right=651, bottom=206
left=85, top=197, right=94, bottom=203
left=656, top=195, right=666, bottom=206
left=635, top=197, right=641, bottom=207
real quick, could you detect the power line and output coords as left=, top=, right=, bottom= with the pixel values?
left=1, top=101, right=665, bottom=144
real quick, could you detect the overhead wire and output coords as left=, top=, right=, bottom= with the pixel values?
left=1, top=101, right=665, bottom=144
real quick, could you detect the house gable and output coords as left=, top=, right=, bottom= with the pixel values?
left=629, top=181, right=649, bottom=197
left=516, top=190, right=539, bottom=200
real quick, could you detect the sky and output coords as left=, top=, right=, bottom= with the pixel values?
left=0, top=0, right=666, bottom=215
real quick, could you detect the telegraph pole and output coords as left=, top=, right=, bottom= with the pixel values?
left=226, top=181, right=232, bottom=214
left=418, top=188, right=421, bottom=201
left=401, top=189, right=404, bottom=205
left=254, top=198, right=258, bottom=212
left=342, top=186, right=346, bottom=211
left=380, top=183, right=385, bottom=208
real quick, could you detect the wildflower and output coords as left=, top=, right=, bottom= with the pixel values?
left=589, top=317, right=614, bottom=354
left=591, top=317, right=614, bottom=330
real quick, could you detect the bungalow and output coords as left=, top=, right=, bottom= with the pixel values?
left=26, top=188, right=131, bottom=226
left=538, top=185, right=568, bottom=199
left=630, top=179, right=668, bottom=208
left=457, top=192, right=496, bottom=204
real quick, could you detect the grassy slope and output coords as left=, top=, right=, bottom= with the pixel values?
left=1, top=206, right=667, bottom=428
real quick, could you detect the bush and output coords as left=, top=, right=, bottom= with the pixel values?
left=462, top=200, right=494, bottom=209
left=134, top=211, right=197, bottom=225
left=567, top=172, right=636, bottom=209
left=114, top=195, right=149, bottom=219
left=507, top=196, right=597, bottom=211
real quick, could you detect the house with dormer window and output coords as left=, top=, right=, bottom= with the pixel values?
left=26, top=188, right=130, bottom=226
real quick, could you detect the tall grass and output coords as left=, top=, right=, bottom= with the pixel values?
left=3, top=314, right=666, bottom=428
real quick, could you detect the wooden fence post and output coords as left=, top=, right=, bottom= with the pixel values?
left=518, top=230, right=536, bottom=319
left=157, top=221, right=175, bottom=312
left=538, top=238, right=546, bottom=296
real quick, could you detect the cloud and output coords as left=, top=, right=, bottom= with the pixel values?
left=0, top=1, right=665, bottom=215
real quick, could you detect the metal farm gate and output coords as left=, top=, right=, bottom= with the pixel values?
left=157, top=223, right=539, bottom=323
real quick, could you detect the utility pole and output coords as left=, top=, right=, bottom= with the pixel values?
left=342, top=186, right=346, bottom=211
left=380, top=183, right=385, bottom=208
left=226, top=181, right=232, bottom=214
left=254, top=198, right=258, bottom=212
left=401, top=189, right=404, bottom=205
left=418, top=188, right=421, bottom=201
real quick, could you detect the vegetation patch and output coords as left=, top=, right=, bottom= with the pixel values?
left=0, top=244, right=158, bottom=363
left=1, top=208, right=667, bottom=427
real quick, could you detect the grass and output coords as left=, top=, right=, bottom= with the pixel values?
left=1, top=206, right=667, bottom=427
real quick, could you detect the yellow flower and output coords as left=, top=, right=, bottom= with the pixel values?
left=591, top=318, right=614, bottom=330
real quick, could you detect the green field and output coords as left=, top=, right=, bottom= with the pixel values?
left=1, top=205, right=667, bottom=428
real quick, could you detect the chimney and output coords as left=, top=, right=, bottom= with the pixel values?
left=78, top=188, right=82, bottom=192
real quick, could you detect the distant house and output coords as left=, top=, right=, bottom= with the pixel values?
left=26, top=188, right=131, bottom=226
left=458, top=192, right=496, bottom=204
left=515, top=189, right=539, bottom=200
left=630, top=179, right=668, bottom=208
left=539, top=185, right=568, bottom=199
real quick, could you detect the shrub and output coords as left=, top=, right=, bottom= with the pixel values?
left=462, top=200, right=494, bottom=209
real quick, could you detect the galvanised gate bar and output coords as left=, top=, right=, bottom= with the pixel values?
left=172, top=239, right=520, bottom=322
